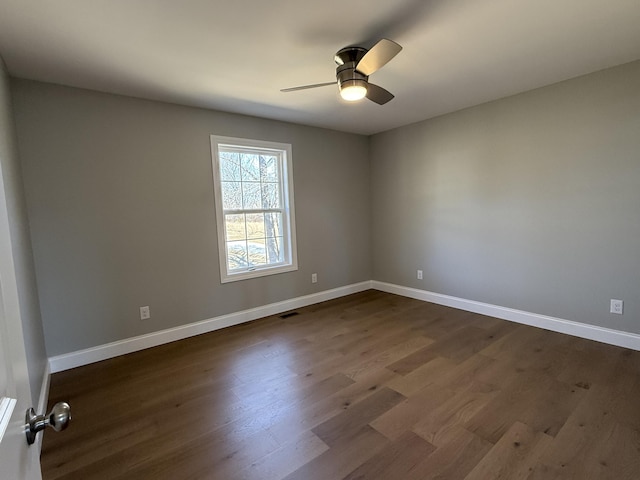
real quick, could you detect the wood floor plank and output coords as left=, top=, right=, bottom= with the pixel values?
left=342, top=334, right=433, bottom=381
left=464, top=421, right=553, bottom=480
left=291, top=327, right=425, bottom=383
left=265, top=366, right=398, bottom=446
left=555, top=338, right=629, bottom=389
left=412, top=384, right=500, bottom=447
left=431, top=352, right=499, bottom=392
left=465, top=369, right=586, bottom=443
left=480, top=325, right=574, bottom=378
left=532, top=380, right=640, bottom=480
left=527, top=420, right=640, bottom=480
left=370, top=382, right=456, bottom=441
left=231, top=372, right=354, bottom=418
left=218, top=372, right=356, bottom=443
left=386, top=355, right=458, bottom=397
left=404, top=428, right=493, bottom=480
left=416, top=315, right=470, bottom=341
left=114, top=419, right=282, bottom=480
left=282, top=426, right=388, bottom=480
left=428, top=323, right=517, bottom=364
left=387, top=344, right=440, bottom=376
left=312, top=387, right=406, bottom=446
left=343, top=431, right=436, bottom=480
left=234, top=430, right=328, bottom=480
left=40, top=414, right=158, bottom=479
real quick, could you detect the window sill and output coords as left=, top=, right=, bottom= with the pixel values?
left=221, top=263, right=298, bottom=283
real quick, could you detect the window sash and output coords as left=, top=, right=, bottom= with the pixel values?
left=211, top=136, right=297, bottom=283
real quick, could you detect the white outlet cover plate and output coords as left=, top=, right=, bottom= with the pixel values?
left=610, top=299, right=623, bottom=314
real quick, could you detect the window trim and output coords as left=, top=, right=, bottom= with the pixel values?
left=210, top=135, right=298, bottom=283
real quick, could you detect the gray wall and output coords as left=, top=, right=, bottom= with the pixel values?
left=10, top=60, right=640, bottom=358
left=11, top=80, right=371, bottom=356
left=0, top=59, right=47, bottom=400
left=371, top=60, right=640, bottom=334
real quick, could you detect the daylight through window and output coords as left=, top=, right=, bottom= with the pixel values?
left=210, top=136, right=297, bottom=282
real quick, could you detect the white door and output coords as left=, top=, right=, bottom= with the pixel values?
left=0, top=181, right=42, bottom=477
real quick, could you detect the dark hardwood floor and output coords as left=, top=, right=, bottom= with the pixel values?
left=42, top=290, right=640, bottom=479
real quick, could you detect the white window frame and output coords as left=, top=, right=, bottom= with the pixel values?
left=210, top=135, right=298, bottom=283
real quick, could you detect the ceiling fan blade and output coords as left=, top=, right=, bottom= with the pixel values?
left=281, top=82, right=337, bottom=92
left=366, top=83, right=394, bottom=105
left=355, top=39, right=402, bottom=76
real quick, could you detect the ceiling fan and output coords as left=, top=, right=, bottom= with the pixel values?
left=281, top=39, right=402, bottom=105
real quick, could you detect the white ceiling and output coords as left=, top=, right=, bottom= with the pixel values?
left=1, top=0, right=639, bottom=135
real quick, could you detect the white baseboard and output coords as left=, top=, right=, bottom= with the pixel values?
left=372, top=281, right=640, bottom=351
left=49, top=279, right=639, bottom=373
left=48, top=281, right=372, bottom=373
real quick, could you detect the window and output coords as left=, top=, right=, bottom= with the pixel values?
left=210, top=136, right=297, bottom=283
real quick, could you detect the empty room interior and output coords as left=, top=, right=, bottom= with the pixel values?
left=0, top=1, right=639, bottom=479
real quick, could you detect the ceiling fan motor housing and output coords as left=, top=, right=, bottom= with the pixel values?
left=335, top=47, right=369, bottom=92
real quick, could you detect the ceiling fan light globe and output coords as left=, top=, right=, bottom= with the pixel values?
left=339, top=76, right=368, bottom=102
left=340, top=85, right=367, bottom=101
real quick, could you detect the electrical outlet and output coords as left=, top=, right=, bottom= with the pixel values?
left=140, top=306, right=151, bottom=320
left=610, top=299, right=623, bottom=315
left=311, top=273, right=318, bottom=284
left=417, top=270, right=423, bottom=280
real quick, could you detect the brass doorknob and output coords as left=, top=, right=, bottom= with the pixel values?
left=25, top=402, right=71, bottom=445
